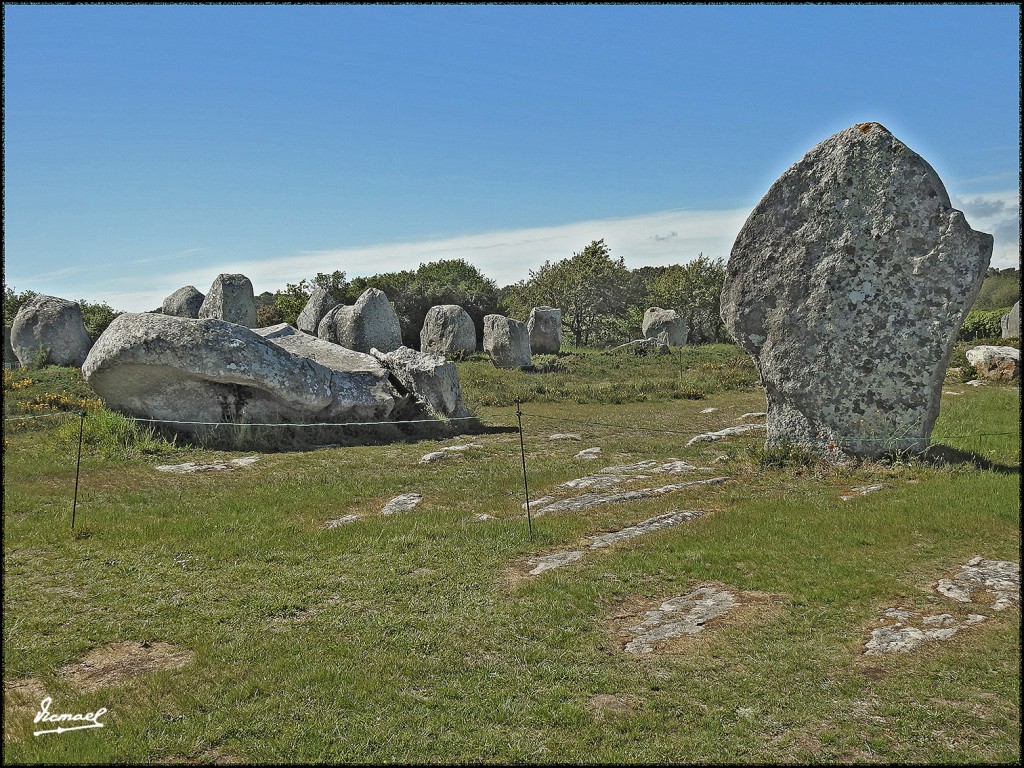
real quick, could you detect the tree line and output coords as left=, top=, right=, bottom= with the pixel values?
left=5, top=249, right=1018, bottom=349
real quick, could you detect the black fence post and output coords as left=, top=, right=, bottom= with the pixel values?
left=515, top=400, right=533, bottom=540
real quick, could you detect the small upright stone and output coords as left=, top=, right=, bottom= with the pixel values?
left=1002, top=301, right=1020, bottom=338
left=721, top=122, right=992, bottom=458
left=528, top=306, right=562, bottom=354
left=296, top=285, right=339, bottom=335
left=10, top=295, right=93, bottom=367
left=198, top=274, right=257, bottom=328
left=420, top=304, right=477, bottom=358
left=161, top=286, right=205, bottom=318
left=483, top=315, right=532, bottom=369
left=642, top=307, right=688, bottom=346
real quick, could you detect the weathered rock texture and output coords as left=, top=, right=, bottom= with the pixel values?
left=721, top=123, right=993, bottom=458
left=161, top=286, right=205, bottom=318
left=642, top=307, right=688, bottom=346
left=1002, top=301, right=1020, bottom=338
left=82, top=313, right=471, bottom=443
left=3, top=325, right=16, bottom=367
left=483, top=314, right=532, bottom=368
left=370, top=346, right=471, bottom=419
left=528, top=306, right=562, bottom=354
left=420, top=304, right=477, bottom=358
left=965, top=345, right=1019, bottom=381
left=296, top=286, right=340, bottom=335
left=326, top=288, right=403, bottom=354
left=198, top=274, right=258, bottom=328
left=10, top=295, right=93, bottom=367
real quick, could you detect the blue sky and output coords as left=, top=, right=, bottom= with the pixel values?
left=3, top=3, right=1020, bottom=312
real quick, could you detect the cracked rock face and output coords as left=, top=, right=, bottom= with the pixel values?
left=528, top=306, right=562, bottom=354
left=198, top=273, right=258, bottom=328
left=10, top=294, right=93, bottom=368
left=420, top=305, right=477, bottom=359
left=722, top=123, right=992, bottom=458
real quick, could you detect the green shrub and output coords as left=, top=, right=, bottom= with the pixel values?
left=959, top=308, right=1011, bottom=341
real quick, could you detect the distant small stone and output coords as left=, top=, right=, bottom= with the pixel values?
left=548, top=433, right=582, bottom=441
left=526, top=550, right=585, bottom=576
left=642, top=307, right=688, bottom=346
left=380, top=493, right=423, bottom=515
left=327, top=514, right=362, bottom=528
left=162, top=286, right=205, bottom=318
left=685, top=424, right=765, bottom=447
left=575, top=447, right=602, bottom=460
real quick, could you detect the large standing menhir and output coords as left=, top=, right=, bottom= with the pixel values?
left=721, top=122, right=992, bottom=458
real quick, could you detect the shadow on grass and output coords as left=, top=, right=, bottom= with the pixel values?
left=918, top=444, right=1021, bottom=475
left=158, top=415, right=520, bottom=453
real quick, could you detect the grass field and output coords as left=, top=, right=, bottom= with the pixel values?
left=2, top=343, right=1020, bottom=764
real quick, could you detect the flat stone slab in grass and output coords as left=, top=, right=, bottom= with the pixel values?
left=380, top=493, right=423, bottom=516
left=935, top=556, right=1020, bottom=611
left=525, top=550, right=586, bottom=575
left=864, top=608, right=986, bottom=655
left=839, top=483, right=885, bottom=501
left=534, top=477, right=728, bottom=516
left=584, top=510, right=706, bottom=549
left=549, top=433, right=581, bottom=441
left=511, top=510, right=708, bottom=581
left=156, top=456, right=260, bottom=473
left=686, top=424, right=765, bottom=447
left=575, top=447, right=602, bottom=460
left=624, top=586, right=738, bottom=653
left=326, top=514, right=362, bottom=528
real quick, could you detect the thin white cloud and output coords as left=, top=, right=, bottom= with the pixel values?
left=88, top=207, right=751, bottom=311
left=951, top=189, right=1020, bottom=269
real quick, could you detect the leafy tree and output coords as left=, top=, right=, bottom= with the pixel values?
left=273, top=271, right=349, bottom=326
left=645, top=254, right=729, bottom=343
left=502, top=239, right=632, bottom=347
left=3, top=286, right=38, bottom=326
left=347, top=260, right=500, bottom=349
left=77, top=299, right=122, bottom=341
left=973, top=268, right=1020, bottom=311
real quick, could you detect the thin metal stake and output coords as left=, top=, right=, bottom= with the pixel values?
left=515, top=400, right=533, bottom=539
left=71, top=410, right=85, bottom=530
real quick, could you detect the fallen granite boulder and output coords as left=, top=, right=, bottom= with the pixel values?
left=82, top=313, right=472, bottom=445
left=721, top=122, right=992, bottom=458
left=10, top=294, right=93, bottom=368
left=965, top=345, right=1020, bottom=380
left=371, top=345, right=471, bottom=419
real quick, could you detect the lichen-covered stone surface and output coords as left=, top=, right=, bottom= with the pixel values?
left=528, top=306, right=562, bottom=354
left=483, top=314, right=532, bottom=369
left=296, top=285, right=339, bottom=335
left=965, top=345, right=1020, bottom=380
left=161, top=285, right=205, bottom=318
left=10, top=294, right=93, bottom=367
left=334, top=288, right=403, bottom=354
left=198, top=273, right=258, bottom=328
left=624, top=587, right=737, bottom=653
left=420, top=304, right=477, bottom=358
left=642, top=307, right=688, bottom=346
left=721, top=122, right=992, bottom=458
left=1001, top=301, right=1020, bottom=338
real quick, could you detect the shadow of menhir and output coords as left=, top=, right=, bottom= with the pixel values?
left=918, top=444, right=1020, bottom=476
